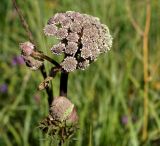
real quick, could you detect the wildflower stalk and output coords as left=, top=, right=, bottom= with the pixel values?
left=59, top=140, right=63, bottom=146
left=12, top=0, right=34, bottom=43
left=142, top=0, right=151, bottom=141
left=126, top=0, right=143, bottom=36
left=40, top=65, right=53, bottom=105
left=12, top=0, right=55, bottom=104
left=126, top=0, right=151, bottom=141
left=14, top=7, right=112, bottom=144
left=31, top=51, right=60, bottom=67
left=60, top=71, right=69, bottom=97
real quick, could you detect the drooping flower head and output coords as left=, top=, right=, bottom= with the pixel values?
left=44, top=11, right=112, bottom=72
left=19, top=42, right=44, bottom=70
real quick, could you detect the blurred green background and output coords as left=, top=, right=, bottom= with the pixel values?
left=0, top=0, right=160, bottom=146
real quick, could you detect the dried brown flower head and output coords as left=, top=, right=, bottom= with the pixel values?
left=44, top=11, right=112, bottom=72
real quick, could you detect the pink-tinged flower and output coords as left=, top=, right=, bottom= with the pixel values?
left=44, top=11, right=112, bottom=72
left=20, top=41, right=34, bottom=56
left=43, top=24, right=57, bottom=36
left=61, top=57, right=77, bottom=72
left=19, top=41, right=44, bottom=70
left=65, top=42, right=78, bottom=55
left=50, top=43, right=65, bottom=55
left=66, top=32, right=79, bottom=42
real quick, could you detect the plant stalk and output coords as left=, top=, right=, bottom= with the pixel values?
left=59, top=72, right=69, bottom=97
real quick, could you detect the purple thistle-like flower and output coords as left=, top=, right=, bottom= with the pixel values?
left=0, top=84, right=8, bottom=93
left=12, top=56, right=25, bottom=66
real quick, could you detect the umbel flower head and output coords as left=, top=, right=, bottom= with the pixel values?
left=39, top=96, right=78, bottom=141
left=44, top=11, right=112, bottom=72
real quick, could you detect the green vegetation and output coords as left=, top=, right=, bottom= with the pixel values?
left=0, top=0, right=160, bottom=146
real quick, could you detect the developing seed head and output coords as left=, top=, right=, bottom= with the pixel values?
left=39, top=96, right=78, bottom=141
left=44, top=11, right=112, bottom=72
left=50, top=96, right=78, bottom=123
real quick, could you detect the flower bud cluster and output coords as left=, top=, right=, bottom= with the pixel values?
left=20, top=42, right=44, bottom=70
left=39, top=96, right=78, bottom=141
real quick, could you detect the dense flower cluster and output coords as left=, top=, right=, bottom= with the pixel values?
left=44, top=11, right=112, bottom=72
